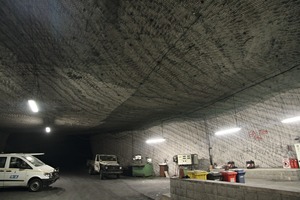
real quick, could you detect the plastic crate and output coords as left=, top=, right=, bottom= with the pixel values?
left=207, top=172, right=222, bottom=181
left=194, top=170, right=208, bottom=180
left=187, top=170, right=195, bottom=179
left=221, top=171, right=237, bottom=182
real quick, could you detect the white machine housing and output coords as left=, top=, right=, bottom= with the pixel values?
left=178, top=154, right=192, bottom=165
left=294, top=143, right=300, bottom=167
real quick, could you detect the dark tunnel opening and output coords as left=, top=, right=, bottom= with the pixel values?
left=4, top=133, right=93, bottom=172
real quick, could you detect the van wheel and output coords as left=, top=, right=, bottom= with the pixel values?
left=28, top=178, right=42, bottom=192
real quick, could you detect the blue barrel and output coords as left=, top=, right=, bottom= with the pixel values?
left=234, top=169, right=246, bottom=183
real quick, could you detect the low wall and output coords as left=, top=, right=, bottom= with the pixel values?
left=170, top=178, right=300, bottom=200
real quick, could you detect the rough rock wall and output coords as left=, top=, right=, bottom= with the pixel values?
left=209, top=91, right=300, bottom=168
left=91, top=88, right=300, bottom=175
left=91, top=121, right=209, bottom=176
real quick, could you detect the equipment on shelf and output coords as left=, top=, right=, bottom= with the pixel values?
left=173, top=154, right=199, bottom=178
left=173, top=154, right=198, bottom=166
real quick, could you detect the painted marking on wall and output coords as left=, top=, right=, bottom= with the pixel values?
left=248, top=130, right=268, bottom=141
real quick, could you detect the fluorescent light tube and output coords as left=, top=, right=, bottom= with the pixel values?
left=28, top=100, right=39, bottom=112
left=215, top=127, right=241, bottom=136
left=281, top=116, right=300, bottom=123
left=45, top=127, right=51, bottom=133
left=146, top=138, right=166, bottom=144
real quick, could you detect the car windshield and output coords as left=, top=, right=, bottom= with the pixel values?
left=22, top=155, right=45, bottom=167
left=100, top=155, right=117, bottom=161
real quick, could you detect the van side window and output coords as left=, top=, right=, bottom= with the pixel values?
left=9, top=157, right=31, bottom=169
left=0, top=157, right=7, bottom=168
left=9, top=157, right=20, bottom=168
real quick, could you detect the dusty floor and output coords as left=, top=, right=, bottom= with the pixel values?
left=1, top=169, right=300, bottom=200
left=0, top=169, right=170, bottom=200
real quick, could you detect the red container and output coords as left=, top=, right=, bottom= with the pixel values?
left=290, top=159, right=295, bottom=168
left=293, top=159, right=299, bottom=168
left=221, top=171, right=237, bottom=182
left=289, top=159, right=299, bottom=168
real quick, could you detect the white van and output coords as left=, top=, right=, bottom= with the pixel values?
left=0, top=153, right=59, bottom=192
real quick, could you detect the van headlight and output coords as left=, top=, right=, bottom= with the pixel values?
left=44, top=173, right=52, bottom=178
left=119, top=166, right=122, bottom=169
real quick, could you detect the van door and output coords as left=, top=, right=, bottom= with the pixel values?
left=0, top=156, right=7, bottom=187
left=3, top=157, right=28, bottom=187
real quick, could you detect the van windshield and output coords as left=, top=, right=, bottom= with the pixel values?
left=22, top=155, right=45, bottom=167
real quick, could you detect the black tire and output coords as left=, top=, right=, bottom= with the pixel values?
left=99, top=170, right=103, bottom=180
left=88, top=167, right=94, bottom=175
left=28, top=178, right=42, bottom=192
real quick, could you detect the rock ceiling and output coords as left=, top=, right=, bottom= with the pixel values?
left=0, top=0, right=299, bottom=134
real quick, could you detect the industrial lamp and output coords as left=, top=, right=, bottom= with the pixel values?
left=45, top=127, right=51, bottom=133
left=28, top=100, right=39, bottom=113
left=145, top=138, right=166, bottom=144
left=215, top=127, right=241, bottom=136
left=281, top=116, right=300, bottom=124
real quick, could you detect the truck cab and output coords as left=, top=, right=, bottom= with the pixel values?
left=88, top=154, right=123, bottom=179
left=0, top=153, right=59, bottom=192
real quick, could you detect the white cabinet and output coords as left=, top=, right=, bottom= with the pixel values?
left=294, top=143, right=300, bottom=167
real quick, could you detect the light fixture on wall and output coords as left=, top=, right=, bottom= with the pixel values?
left=28, top=100, right=39, bottom=113
left=215, top=96, right=242, bottom=136
left=145, top=121, right=166, bottom=144
left=215, top=127, right=241, bottom=136
left=281, top=116, right=300, bottom=124
left=145, top=138, right=166, bottom=144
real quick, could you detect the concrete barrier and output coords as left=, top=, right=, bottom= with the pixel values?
left=170, top=178, right=300, bottom=200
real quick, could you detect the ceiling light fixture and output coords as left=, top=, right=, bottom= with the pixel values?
left=28, top=100, right=39, bottom=113
left=146, top=138, right=166, bottom=144
left=45, top=127, right=51, bottom=133
left=215, top=127, right=241, bottom=136
left=281, top=116, right=300, bottom=124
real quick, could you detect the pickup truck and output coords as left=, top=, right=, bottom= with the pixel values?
left=0, top=153, right=59, bottom=192
left=87, top=154, right=122, bottom=179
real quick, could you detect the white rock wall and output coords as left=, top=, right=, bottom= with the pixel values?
left=91, top=88, right=300, bottom=175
